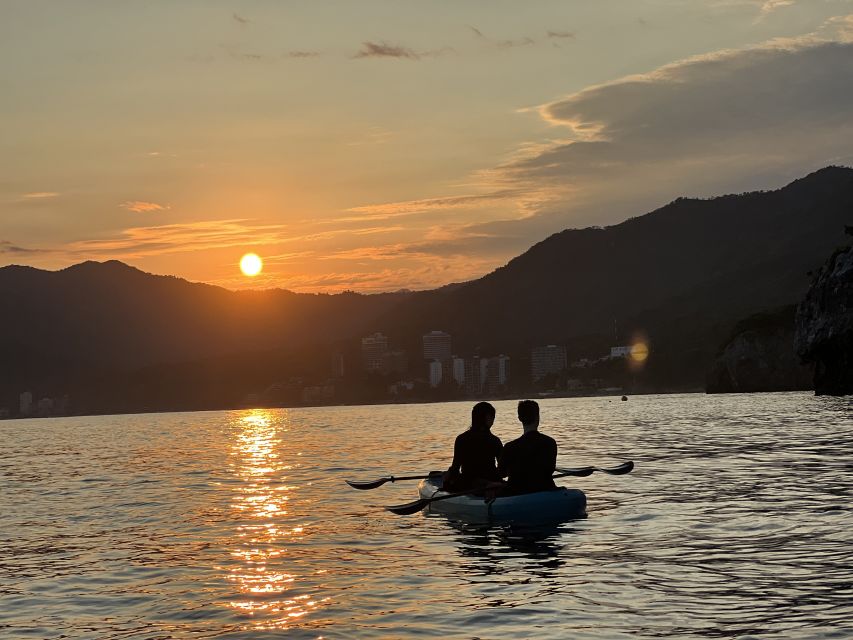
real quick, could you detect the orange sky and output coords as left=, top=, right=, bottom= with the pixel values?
left=2, top=1, right=853, bottom=292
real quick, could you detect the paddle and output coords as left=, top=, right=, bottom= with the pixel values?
left=555, top=460, right=634, bottom=477
left=386, top=461, right=634, bottom=515
left=346, top=471, right=443, bottom=491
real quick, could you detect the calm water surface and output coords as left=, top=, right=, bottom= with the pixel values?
left=1, top=393, right=851, bottom=639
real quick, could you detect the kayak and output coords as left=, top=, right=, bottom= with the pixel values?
left=417, top=476, right=587, bottom=524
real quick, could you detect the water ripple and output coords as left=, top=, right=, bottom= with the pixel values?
left=0, top=393, right=851, bottom=638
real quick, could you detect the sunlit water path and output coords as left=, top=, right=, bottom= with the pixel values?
left=1, top=393, right=851, bottom=638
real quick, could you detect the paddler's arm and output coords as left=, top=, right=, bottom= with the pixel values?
left=496, top=446, right=509, bottom=479
left=444, top=434, right=463, bottom=479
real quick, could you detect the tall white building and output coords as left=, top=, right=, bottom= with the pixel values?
left=491, top=355, right=510, bottom=386
left=422, top=331, right=452, bottom=361
left=452, top=357, right=466, bottom=385
left=531, top=345, right=567, bottom=381
left=429, top=360, right=444, bottom=387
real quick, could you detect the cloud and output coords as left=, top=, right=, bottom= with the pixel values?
left=120, top=200, right=168, bottom=213
left=497, top=37, right=536, bottom=49
left=466, top=26, right=539, bottom=49
left=287, top=50, right=321, bottom=58
left=347, top=190, right=521, bottom=216
left=346, top=126, right=394, bottom=146
left=331, top=18, right=853, bottom=285
left=65, top=219, right=286, bottom=260
left=0, top=240, right=43, bottom=255
left=760, top=0, right=796, bottom=15
left=354, top=41, right=420, bottom=60
left=20, top=192, right=59, bottom=200
left=232, top=12, right=249, bottom=25
left=547, top=30, right=574, bottom=39
left=480, top=26, right=853, bottom=226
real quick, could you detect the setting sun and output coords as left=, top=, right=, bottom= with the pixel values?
left=240, top=253, right=263, bottom=277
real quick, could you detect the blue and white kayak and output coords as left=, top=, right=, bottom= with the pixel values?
left=417, top=477, right=587, bottom=524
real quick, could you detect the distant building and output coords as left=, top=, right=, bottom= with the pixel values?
left=0, top=408, right=10, bottom=420
left=55, top=394, right=71, bottom=416
left=490, top=355, right=510, bottom=386
left=302, top=384, right=335, bottom=405
left=484, top=355, right=511, bottom=394
left=531, top=345, right=567, bottom=381
left=19, top=391, right=33, bottom=417
left=361, top=333, right=389, bottom=372
left=388, top=381, right=415, bottom=395
left=422, top=331, right=452, bottom=361
left=381, top=350, right=408, bottom=375
left=452, top=356, right=466, bottom=385
left=428, top=360, right=443, bottom=387
left=37, top=397, right=54, bottom=418
left=464, top=356, right=486, bottom=395
left=331, top=353, right=345, bottom=378
left=610, top=346, right=632, bottom=359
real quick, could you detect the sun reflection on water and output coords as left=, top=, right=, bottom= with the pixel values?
left=222, top=410, right=328, bottom=630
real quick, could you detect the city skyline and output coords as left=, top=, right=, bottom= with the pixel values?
left=3, top=1, right=853, bottom=293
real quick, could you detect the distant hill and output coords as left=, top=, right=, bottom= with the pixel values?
left=2, top=165, right=851, bottom=412
left=374, top=166, right=853, bottom=384
left=0, top=261, right=406, bottom=405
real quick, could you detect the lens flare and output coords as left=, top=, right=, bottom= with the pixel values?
left=240, top=253, right=263, bottom=277
left=630, top=342, right=649, bottom=363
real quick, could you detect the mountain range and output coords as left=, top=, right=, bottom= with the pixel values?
left=2, top=165, right=851, bottom=413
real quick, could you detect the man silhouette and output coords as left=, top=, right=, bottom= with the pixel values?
left=498, top=400, right=557, bottom=494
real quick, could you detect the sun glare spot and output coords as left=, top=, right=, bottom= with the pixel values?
left=630, top=342, right=649, bottom=363
left=240, top=253, right=263, bottom=277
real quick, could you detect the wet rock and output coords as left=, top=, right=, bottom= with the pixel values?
left=795, top=244, right=853, bottom=396
left=707, top=306, right=813, bottom=393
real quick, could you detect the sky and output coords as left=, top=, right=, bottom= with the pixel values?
left=2, top=0, right=852, bottom=293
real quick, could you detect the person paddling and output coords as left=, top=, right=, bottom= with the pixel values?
left=498, top=400, right=557, bottom=495
left=443, top=402, right=503, bottom=492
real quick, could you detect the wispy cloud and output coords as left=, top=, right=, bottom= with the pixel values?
left=346, top=126, right=394, bottom=146
left=121, top=200, right=168, bottom=213
left=232, top=12, right=249, bottom=25
left=0, top=240, right=43, bottom=255
left=20, top=192, right=59, bottom=200
left=497, top=37, right=536, bottom=49
left=547, top=30, right=575, bottom=39
left=65, top=219, right=285, bottom=260
left=760, top=0, right=796, bottom=15
left=347, top=190, right=521, bottom=216
left=467, top=26, right=540, bottom=49
left=354, top=41, right=420, bottom=60
left=287, top=50, right=321, bottom=58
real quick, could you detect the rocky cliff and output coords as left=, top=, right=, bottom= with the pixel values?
left=795, top=242, right=853, bottom=396
left=707, top=306, right=813, bottom=393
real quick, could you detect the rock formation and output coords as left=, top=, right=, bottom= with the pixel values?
left=707, top=306, right=813, bottom=393
left=795, top=241, right=853, bottom=396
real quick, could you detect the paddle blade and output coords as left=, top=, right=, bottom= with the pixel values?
left=606, top=461, right=634, bottom=475
left=345, top=478, right=389, bottom=490
left=385, top=498, right=430, bottom=516
left=556, top=466, right=595, bottom=477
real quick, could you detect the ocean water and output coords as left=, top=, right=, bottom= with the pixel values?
left=0, top=392, right=851, bottom=639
